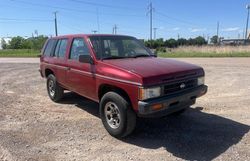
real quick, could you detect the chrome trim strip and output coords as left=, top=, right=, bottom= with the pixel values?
left=42, top=62, right=141, bottom=86
left=42, top=63, right=68, bottom=70
left=96, top=74, right=142, bottom=86
left=70, top=68, right=94, bottom=77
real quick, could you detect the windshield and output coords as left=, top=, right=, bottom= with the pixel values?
left=89, top=36, right=153, bottom=60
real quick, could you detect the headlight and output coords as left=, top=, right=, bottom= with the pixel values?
left=139, top=87, right=161, bottom=100
left=197, top=76, right=205, bottom=86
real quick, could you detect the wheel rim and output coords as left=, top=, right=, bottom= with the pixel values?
left=104, top=102, right=121, bottom=129
left=48, top=79, right=55, bottom=97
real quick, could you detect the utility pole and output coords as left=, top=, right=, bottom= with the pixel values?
left=34, top=30, right=38, bottom=37
left=147, top=2, right=154, bottom=44
left=96, top=8, right=100, bottom=33
left=216, top=21, right=220, bottom=44
left=113, top=24, right=118, bottom=34
left=153, top=27, right=157, bottom=39
left=92, top=30, right=98, bottom=34
left=54, top=11, right=58, bottom=36
left=245, top=5, right=250, bottom=40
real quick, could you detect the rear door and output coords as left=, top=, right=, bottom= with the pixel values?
left=66, top=37, right=96, bottom=99
left=53, top=38, right=69, bottom=86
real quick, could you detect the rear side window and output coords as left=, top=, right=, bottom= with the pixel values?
left=70, top=38, right=90, bottom=60
left=43, top=39, right=57, bottom=56
left=54, top=39, right=68, bottom=58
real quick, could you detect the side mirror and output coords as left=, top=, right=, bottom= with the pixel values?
left=79, top=55, right=94, bottom=64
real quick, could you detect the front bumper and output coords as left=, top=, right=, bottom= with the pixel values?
left=39, top=69, right=44, bottom=77
left=138, top=85, right=207, bottom=118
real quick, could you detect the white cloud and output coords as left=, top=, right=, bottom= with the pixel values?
left=172, top=27, right=180, bottom=31
left=222, top=27, right=240, bottom=32
left=189, top=28, right=207, bottom=32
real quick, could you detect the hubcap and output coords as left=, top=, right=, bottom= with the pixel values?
left=104, top=102, right=121, bottom=129
left=48, top=79, right=55, bottom=97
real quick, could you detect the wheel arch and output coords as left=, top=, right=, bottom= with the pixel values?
left=98, top=84, right=132, bottom=107
left=45, top=68, right=55, bottom=78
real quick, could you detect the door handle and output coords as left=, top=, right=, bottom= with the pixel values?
left=66, top=67, right=71, bottom=71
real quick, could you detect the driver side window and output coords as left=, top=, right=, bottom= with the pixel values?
left=70, top=38, right=90, bottom=60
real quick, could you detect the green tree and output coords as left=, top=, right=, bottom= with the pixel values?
left=194, top=36, right=207, bottom=46
left=210, top=35, right=218, bottom=44
left=7, top=35, right=48, bottom=50
left=30, top=35, right=48, bottom=50
left=165, top=38, right=178, bottom=48
left=1, top=38, right=8, bottom=49
left=9, top=36, right=25, bottom=49
left=177, top=38, right=188, bottom=46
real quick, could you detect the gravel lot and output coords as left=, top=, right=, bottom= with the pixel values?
left=0, top=58, right=249, bottom=161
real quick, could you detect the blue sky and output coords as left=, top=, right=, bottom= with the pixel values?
left=0, top=0, right=249, bottom=40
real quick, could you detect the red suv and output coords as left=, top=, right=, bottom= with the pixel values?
left=39, top=34, right=207, bottom=137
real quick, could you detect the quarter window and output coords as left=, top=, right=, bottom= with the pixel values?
left=54, top=39, right=68, bottom=58
left=43, top=39, right=57, bottom=56
left=70, top=38, right=90, bottom=60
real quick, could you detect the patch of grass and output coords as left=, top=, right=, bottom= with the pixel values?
left=0, top=49, right=40, bottom=57
left=158, top=51, right=250, bottom=58
left=158, top=45, right=250, bottom=57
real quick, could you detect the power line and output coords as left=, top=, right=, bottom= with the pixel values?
left=0, top=17, right=53, bottom=22
left=58, top=22, right=83, bottom=32
left=68, top=0, right=144, bottom=10
left=155, top=11, right=201, bottom=27
left=11, top=0, right=145, bottom=18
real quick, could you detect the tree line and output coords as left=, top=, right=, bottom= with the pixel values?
left=144, top=36, right=209, bottom=52
left=1, top=35, right=217, bottom=51
left=1, top=36, right=48, bottom=50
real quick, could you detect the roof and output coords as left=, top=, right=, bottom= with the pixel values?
left=51, top=34, right=133, bottom=39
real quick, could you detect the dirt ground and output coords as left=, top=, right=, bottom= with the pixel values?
left=0, top=58, right=249, bottom=161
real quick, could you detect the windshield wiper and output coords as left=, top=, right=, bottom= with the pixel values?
left=132, top=54, right=151, bottom=58
left=102, top=56, right=127, bottom=60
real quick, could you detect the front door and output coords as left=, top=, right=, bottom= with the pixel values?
left=66, top=37, right=96, bottom=100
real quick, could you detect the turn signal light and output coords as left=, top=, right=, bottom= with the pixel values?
left=151, top=104, right=163, bottom=110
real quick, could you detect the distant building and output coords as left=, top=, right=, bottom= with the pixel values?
left=221, top=39, right=250, bottom=45
left=0, top=37, right=12, bottom=49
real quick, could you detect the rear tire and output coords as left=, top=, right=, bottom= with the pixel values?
left=47, top=74, right=64, bottom=102
left=100, top=92, right=136, bottom=138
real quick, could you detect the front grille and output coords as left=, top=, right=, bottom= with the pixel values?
left=163, top=79, right=197, bottom=95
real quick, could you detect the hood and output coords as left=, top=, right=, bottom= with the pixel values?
left=102, top=57, right=204, bottom=85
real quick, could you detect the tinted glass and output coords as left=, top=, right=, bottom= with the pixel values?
left=43, top=39, right=57, bottom=56
left=89, top=36, right=151, bottom=60
left=54, top=39, right=68, bottom=58
left=70, top=38, right=90, bottom=60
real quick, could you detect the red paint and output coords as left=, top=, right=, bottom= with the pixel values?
left=40, top=34, right=204, bottom=112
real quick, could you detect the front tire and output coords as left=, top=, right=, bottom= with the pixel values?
left=47, top=74, right=64, bottom=102
left=100, top=92, right=136, bottom=138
